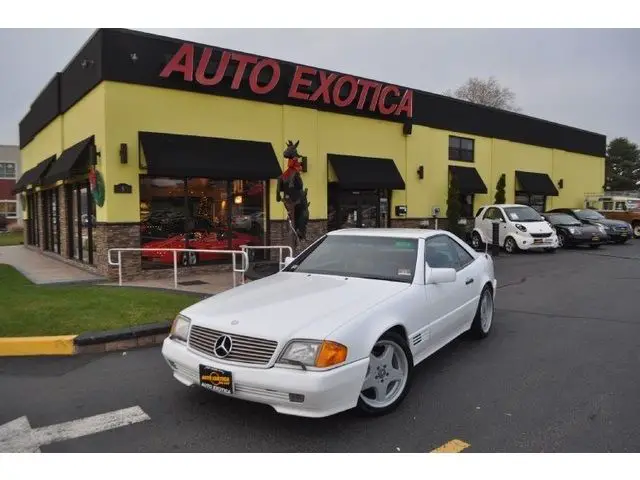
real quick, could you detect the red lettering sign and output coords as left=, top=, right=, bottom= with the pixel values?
left=160, top=43, right=413, bottom=119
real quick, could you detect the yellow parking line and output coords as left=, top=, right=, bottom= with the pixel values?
left=430, top=439, right=471, bottom=453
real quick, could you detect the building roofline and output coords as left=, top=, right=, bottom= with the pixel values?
left=105, top=28, right=605, bottom=139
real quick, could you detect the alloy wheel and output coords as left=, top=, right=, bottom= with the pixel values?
left=359, top=340, right=409, bottom=410
left=480, top=289, right=494, bottom=333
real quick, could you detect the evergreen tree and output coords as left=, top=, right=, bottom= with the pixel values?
left=494, top=174, right=506, bottom=204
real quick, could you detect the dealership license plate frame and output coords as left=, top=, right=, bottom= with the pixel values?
left=200, top=365, right=234, bottom=394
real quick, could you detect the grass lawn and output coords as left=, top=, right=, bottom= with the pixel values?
left=0, top=231, right=24, bottom=246
left=0, top=264, right=201, bottom=337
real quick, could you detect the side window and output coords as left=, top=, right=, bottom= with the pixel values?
left=451, top=240, right=475, bottom=270
left=424, top=235, right=474, bottom=271
left=483, top=207, right=496, bottom=220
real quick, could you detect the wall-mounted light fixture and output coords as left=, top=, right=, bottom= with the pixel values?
left=120, top=143, right=128, bottom=164
left=417, top=165, right=424, bottom=180
left=300, top=156, right=308, bottom=173
left=234, top=195, right=243, bottom=205
left=558, top=178, right=564, bottom=189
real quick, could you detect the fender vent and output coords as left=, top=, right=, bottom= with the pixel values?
left=411, top=333, right=423, bottom=346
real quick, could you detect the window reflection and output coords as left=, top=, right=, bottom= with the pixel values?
left=140, top=177, right=266, bottom=269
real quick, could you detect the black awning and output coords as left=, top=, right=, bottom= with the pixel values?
left=11, top=155, right=56, bottom=194
left=328, top=154, right=406, bottom=190
left=42, top=136, right=94, bottom=186
left=515, top=170, right=559, bottom=196
left=449, top=165, right=488, bottom=194
left=139, top=132, right=282, bottom=180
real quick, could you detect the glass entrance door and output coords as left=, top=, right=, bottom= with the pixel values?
left=328, top=188, right=387, bottom=230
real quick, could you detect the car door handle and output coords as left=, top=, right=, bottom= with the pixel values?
left=465, top=278, right=474, bottom=285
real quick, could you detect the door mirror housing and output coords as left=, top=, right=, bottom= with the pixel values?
left=282, top=256, right=295, bottom=269
left=426, top=267, right=457, bottom=285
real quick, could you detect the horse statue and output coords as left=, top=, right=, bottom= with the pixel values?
left=276, top=140, right=310, bottom=241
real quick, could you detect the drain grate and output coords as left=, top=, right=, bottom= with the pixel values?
left=178, top=280, right=209, bottom=286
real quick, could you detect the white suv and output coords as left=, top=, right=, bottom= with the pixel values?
left=471, top=204, right=559, bottom=254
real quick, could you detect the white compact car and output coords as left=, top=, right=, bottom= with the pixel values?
left=471, top=204, right=559, bottom=254
left=162, top=228, right=497, bottom=418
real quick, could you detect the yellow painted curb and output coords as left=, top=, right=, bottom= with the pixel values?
left=0, top=335, right=78, bottom=356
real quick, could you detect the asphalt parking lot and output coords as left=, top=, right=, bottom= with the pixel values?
left=2, top=240, right=640, bottom=453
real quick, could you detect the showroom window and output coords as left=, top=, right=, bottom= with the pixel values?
left=42, top=188, right=61, bottom=254
left=0, top=162, right=16, bottom=178
left=139, top=177, right=267, bottom=269
left=0, top=200, right=17, bottom=219
left=448, top=136, right=474, bottom=162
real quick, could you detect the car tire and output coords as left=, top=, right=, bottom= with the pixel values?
left=355, top=331, right=413, bottom=417
left=181, top=250, right=198, bottom=266
left=471, top=232, right=484, bottom=251
left=557, top=232, right=567, bottom=249
left=504, top=236, right=518, bottom=254
left=633, top=222, right=640, bottom=239
left=470, top=284, right=494, bottom=339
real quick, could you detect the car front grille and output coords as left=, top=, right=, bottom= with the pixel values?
left=613, top=226, right=629, bottom=232
left=188, top=325, right=278, bottom=365
left=531, top=232, right=552, bottom=238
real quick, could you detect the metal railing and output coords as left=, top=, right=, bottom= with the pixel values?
left=107, top=248, right=249, bottom=289
left=239, top=245, right=293, bottom=283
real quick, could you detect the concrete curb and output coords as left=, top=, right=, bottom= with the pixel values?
left=0, top=322, right=173, bottom=357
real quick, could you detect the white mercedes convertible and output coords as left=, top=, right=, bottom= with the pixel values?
left=162, top=228, right=497, bottom=418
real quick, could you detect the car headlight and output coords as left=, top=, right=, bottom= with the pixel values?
left=515, top=223, right=527, bottom=232
left=568, top=227, right=577, bottom=235
left=170, top=314, right=191, bottom=342
left=597, top=225, right=607, bottom=234
left=278, top=340, right=348, bottom=368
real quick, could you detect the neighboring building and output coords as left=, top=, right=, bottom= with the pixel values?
left=0, top=144, right=20, bottom=227
left=13, top=28, right=606, bottom=280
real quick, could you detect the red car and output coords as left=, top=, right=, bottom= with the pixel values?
left=142, top=229, right=262, bottom=266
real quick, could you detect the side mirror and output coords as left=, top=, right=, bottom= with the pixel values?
left=282, top=256, right=295, bottom=268
left=426, top=267, right=457, bottom=285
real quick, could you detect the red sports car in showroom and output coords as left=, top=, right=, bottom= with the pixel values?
left=142, top=229, right=262, bottom=266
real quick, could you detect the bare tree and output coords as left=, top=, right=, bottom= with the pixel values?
left=444, top=76, right=522, bottom=112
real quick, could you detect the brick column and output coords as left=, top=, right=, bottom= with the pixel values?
left=94, top=223, right=142, bottom=280
left=58, top=186, right=69, bottom=258
left=36, top=191, right=45, bottom=251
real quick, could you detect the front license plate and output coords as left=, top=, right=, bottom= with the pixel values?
left=200, top=365, right=233, bottom=394
left=534, top=239, right=543, bottom=244
left=592, top=236, right=599, bottom=241
left=621, top=233, right=628, bottom=237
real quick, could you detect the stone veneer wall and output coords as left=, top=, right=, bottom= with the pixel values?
left=268, top=219, right=328, bottom=256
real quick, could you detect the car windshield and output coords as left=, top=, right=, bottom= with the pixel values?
left=546, top=213, right=581, bottom=226
left=575, top=209, right=605, bottom=221
left=285, top=235, right=418, bottom=283
left=503, top=206, right=543, bottom=222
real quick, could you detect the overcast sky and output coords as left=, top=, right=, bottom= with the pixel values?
left=1, top=28, right=638, bottom=148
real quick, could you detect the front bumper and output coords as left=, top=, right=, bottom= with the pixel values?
left=512, top=233, right=558, bottom=250
left=161, top=338, right=370, bottom=418
left=566, top=232, right=609, bottom=245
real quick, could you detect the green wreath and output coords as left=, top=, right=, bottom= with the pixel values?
left=89, top=168, right=105, bottom=207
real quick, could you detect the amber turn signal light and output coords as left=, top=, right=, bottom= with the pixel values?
left=315, top=341, right=348, bottom=368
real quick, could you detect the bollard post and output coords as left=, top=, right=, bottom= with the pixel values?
left=492, top=221, right=500, bottom=256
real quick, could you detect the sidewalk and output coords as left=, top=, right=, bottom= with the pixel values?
left=0, top=246, right=104, bottom=284
left=100, top=272, right=251, bottom=296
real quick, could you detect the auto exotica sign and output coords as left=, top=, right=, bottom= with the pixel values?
left=160, top=43, right=413, bottom=119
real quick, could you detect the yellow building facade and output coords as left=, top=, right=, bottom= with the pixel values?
left=15, top=29, right=605, bottom=280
